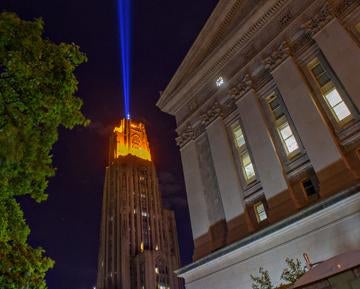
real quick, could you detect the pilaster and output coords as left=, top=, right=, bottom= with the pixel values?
left=235, top=90, right=288, bottom=199
left=311, top=18, right=360, bottom=110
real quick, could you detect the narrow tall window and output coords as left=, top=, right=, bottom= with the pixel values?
left=254, top=201, right=267, bottom=223
left=232, top=123, right=256, bottom=183
left=309, top=59, right=353, bottom=125
left=267, top=94, right=300, bottom=158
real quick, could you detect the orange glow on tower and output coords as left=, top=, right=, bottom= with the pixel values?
left=112, top=118, right=151, bottom=161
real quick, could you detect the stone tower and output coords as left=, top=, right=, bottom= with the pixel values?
left=96, top=118, right=182, bottom=289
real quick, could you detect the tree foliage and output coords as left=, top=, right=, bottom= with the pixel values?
left=250, top=258, right=306, bottom=289
left=280, top=258, right=306, bottom=284
left=0, top=12, right=88, bottom=288
left=251, top=267, right=273, bottom=289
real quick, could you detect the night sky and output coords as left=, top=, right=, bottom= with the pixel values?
left=1, top=0, right=218, bottom=288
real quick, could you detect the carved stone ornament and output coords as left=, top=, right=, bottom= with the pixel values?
left=302, top=3, right=334, bottom=37
left=263, top=41, right=291, bottom=71
left=229, top=74, right=252, bottom=100
left=335, top=0, right=359, bottom=17
left=200, top=101, right=223, bottom=127
left=176, top=123, right=194, bottom=147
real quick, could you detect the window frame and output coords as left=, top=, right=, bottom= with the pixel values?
left=254, top=201, right=268, bottom=223
left=307, top=56, right=359, bottom=131
left=265, top=91, right=303, bottom=161
left=230, top=121, right=257, bottom=186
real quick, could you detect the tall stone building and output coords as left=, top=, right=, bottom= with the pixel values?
left=96, top=118, right=182, bottom=289
left=157, top=0, right=360, bottom=288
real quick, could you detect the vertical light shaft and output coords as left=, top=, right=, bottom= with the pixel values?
left=117, top=0, right=131, bottom=119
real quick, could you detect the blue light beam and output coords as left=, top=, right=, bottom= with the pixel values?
left=117, top=0, right=131, bottom=120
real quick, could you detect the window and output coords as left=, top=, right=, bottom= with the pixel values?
left=309, top=59, right=353, bottom=125
left=356, top=22, right=360, bottom=33
left=278, top=122, right=299, bottom=155
left=232, top=123, right=256, bottom=183
left=267, top=94, right=300, bottom=158
left=241, top=152, right=256, bottom=182
left=254, top=201, right=267, bottom=223
left=302, top=178, right=319, bottom=200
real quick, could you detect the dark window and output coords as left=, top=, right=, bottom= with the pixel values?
left=302, top=178, right=318, bottom=198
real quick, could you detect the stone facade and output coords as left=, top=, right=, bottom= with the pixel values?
left=157, top=0, right=360, bottom=288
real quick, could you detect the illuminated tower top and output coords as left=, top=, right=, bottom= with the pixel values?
left=110, top=118, right=151, bottom=162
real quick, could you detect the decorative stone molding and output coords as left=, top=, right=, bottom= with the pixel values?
left=176, top=123, right=194, bottom=147
left=229, top=74, right=253, bottom=100
left=222, top=98, right=237, bottom=118
left=302, top=3, right=334, bottom=37
left=263, top=41, right=291, bottom=71
left=335, top=0, right=359, bottom=18
left=200, top=101, right=223, bottom=127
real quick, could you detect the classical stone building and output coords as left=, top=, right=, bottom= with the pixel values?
left=157, top=0, right=360, bottom=288
left=96, top=118, right=182, bottom=289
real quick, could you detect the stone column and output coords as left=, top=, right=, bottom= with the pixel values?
left=272, top=56, right=357, bottom=196
left=236, top=90, right=289, bottom=199
left=179, top=140, right=211, bottom=258
left=206, top=117, right=245, bottom=220
left=206, top=117, right=249, bottom=242
left=313, top=18, right=360, bottom=110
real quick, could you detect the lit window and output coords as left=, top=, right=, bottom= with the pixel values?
left=233, top=125, right=246, bottom=148
left=323, top=88, right=351, bottom=122
left=241, top=152, right=256, bottom=182
left=155, top=267, right=159, bottom=274
left=309, top=59, right=353, bottom=124
left=141, top=211, right=148, bottom=217
left=140, top=241, right=144, bottom=252
left=356, top=22, right=360, bottom=33
left=278, top=122, right=299, bottom=155
left=254, top=202, right=267, bottom=223
left=232, top=123, right=256, bottom=183
left=216, top=76, right=224, bottom=87
left=267, top=94, right=300, bottom=158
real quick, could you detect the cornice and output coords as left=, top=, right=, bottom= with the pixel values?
left=157, top=0, right=290, bottom=115
left=156, top=0, right=242, bottom=111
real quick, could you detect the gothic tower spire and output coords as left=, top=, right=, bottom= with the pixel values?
left=97, top=118, right=183, bottom=289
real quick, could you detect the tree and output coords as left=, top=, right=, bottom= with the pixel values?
left=0, top=12, right=88, bottom=288
left=280, top=258, right=306, bottom=285
left=250, top=257, right=306, bottom=289
left=251, top=267, right=273, bottom=289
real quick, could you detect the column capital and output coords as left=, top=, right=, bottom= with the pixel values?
left=200, top=101, right=223, bottom=127
left=263, top=41, right=291, bottom=71
left=176, top=123, right=194, bottom=148
left=229, top=74, right=253, bottom=101
left=301, top=3, right=334, bottom=37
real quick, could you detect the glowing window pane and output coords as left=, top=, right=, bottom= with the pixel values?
left=324, top=88, right=352, bottom=122
left=241, top=153, right=255, bottom=181
left=278, top=122, right=299, bottom=155
left=324, top=88, right=342, bottom=107
left=254, top=202, right=267, bottom=222
left=233, top=125, right=245, bottom=148
left=333, top=102, right=352, bottom=121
